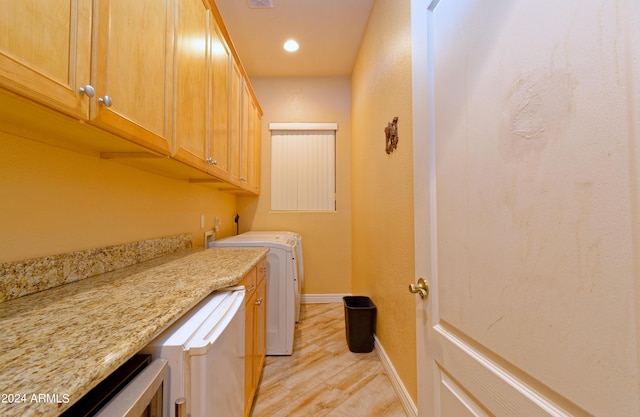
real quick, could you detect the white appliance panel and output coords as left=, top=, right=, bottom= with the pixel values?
left=187, top=291, right=244, bottom=416
left=141, top=289, right=245, bottom=417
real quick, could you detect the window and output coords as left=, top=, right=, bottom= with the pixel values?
left=270, top=123, right=337, bottom=211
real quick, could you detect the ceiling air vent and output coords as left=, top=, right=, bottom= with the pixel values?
left=248, top=0, right=273, bottom=8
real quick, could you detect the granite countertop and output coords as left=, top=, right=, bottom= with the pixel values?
left=0, top=246, right=268, bottom=417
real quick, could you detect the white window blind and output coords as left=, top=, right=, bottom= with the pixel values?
left=270, top=123, right=337, bottom=211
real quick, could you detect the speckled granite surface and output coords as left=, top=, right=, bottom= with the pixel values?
left=0, top=234, right=193, bottom=302
left=0, top=246, right=268, bottom=417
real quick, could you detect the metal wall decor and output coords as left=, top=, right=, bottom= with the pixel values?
left=385, top=117, right=399, bottom=154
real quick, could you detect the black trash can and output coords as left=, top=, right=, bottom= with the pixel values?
left=343, top=296, right=377, bottom=353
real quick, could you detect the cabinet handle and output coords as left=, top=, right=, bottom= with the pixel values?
left=255, top=297, right=263, bottom=305
left=240, top=177, right=247, bottom=182
left=247, top=284, right=255, bottom=293
left=98, top=95, right=113, bottom=107
left=212, top=159, right=217, bottom=165
left=78, top=85, right=95, bottom=97
left=259, top=267, right=267, bottom=273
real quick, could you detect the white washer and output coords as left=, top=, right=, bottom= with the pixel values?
left=208, top=235, right=298, bottom=355
left=240, top=231, right=304, bottom=295
left=233, top=231, right=304, bottom=321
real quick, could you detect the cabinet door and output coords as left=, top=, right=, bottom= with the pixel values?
left=91, top=0, right=173, bottom=155
left=255, top=273, right=267, bottom=376
left=229, top=60, right=242, bottom=183
left=172, top=0, right=209, bottom=171
left=0, top=0, right=91, bottom=119
left=254, top=108, right=263, bottom=192
left=244, top=291, right=256, bottom=417
left=246, top=98, right=262, bottom=194
left=239, top=82, right=251, bottom=185
left=210, top=22, right=231, bottom=176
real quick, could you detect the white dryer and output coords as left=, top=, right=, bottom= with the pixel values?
left=232, top=231, right=304, bottom=321
left=240, top=231, right=304, bottom=295
left=208, top=234, right=298, bottom=355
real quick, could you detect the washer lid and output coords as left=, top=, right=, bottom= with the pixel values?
left=209, top=235, right=295, bottom=250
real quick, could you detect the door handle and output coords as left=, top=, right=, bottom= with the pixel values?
left=409, top=277, right=429, bottom=299
left=175, top=397, right=186, bottom=417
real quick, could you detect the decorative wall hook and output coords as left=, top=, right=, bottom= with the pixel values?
left=385, top=117, right=399, bottom=154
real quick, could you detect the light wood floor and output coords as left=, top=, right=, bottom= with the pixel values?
left=250, top=303, right=408, bottom=417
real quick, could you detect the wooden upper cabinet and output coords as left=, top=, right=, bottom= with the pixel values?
left=90, top=0, right=173, bottom=155
left=210, top=22, right=231, bottom=176
left=247, top=99, right=262, bottom=193
left=173, top=4, right=231, bottom=180
left=239, top=82, right=251, bottom=186
left=229, top=60, right=242, bottom=184
left=0, top=0, right=173, bottom=155
left=0, top=0, right=92, bottom=119
left=238, top=80, right=262, bottom=194
left=172, top=0, right=210, bottom=171
left=0, top=0, right=261, bottom=192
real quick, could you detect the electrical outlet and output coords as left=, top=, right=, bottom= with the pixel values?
left=214, top=217, right=221, bottom=233
left=200, top=214, right=205, bottom=229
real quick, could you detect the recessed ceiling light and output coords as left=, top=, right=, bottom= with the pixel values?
left=283, top=39, right=299, bottom=52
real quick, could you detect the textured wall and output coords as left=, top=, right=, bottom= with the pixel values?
left=351, top=0, right=417, bottom=402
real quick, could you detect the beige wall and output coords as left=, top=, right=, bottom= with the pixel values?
left=351, top=0, right=417, bottom=402
left=237, top=77, right=353, bottom=295
left=0, top=131, right=237, bottom=262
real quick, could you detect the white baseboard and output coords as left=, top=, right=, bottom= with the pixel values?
left=301, top=293, right=351, bottom=303
left=374, top=335, right=418, bottom=417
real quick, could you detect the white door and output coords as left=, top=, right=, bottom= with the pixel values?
left=413, top=0, right=640, bottom=416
